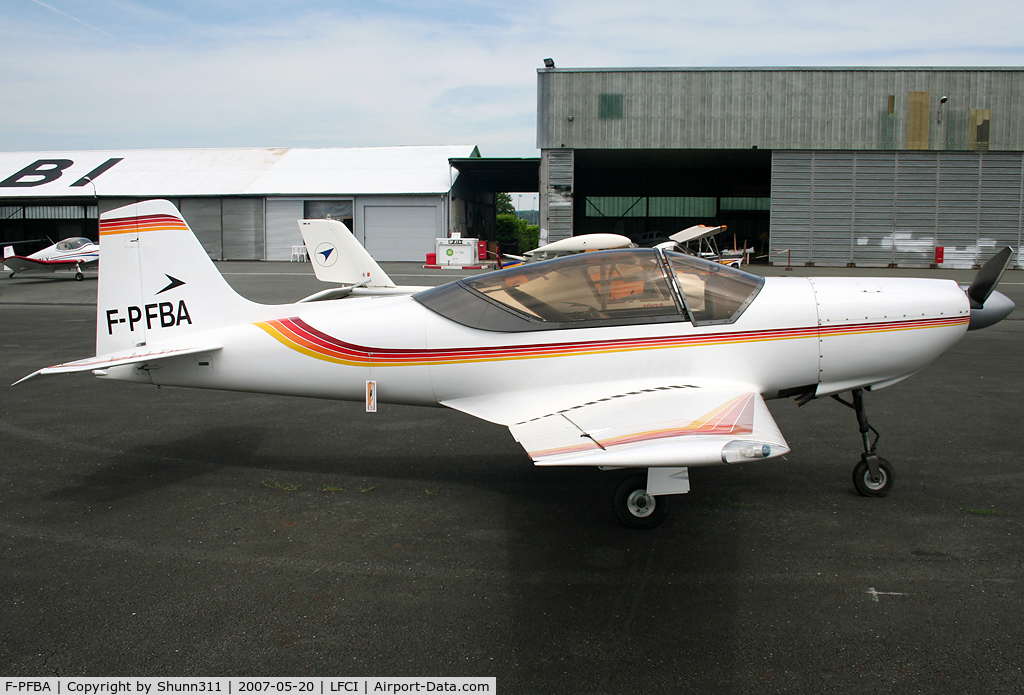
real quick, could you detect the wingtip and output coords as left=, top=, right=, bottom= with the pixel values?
left=12, top=371, right=41, bottom=386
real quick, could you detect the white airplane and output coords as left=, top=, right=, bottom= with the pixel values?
left=3, top=237, right=99, bottom=280
left=16, top=200, right=1016, bottom=528
left=296, top=218, right=432, bottom=300
left=511, top=232, right=634, bottom=264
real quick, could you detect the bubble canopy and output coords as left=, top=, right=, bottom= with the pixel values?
left=415, top=248, right=763, bottom=333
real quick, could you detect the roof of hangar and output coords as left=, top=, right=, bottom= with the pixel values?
left=0, top=145, right=479, bottom=199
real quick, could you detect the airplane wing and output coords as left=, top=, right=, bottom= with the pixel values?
left=13, top=344, right=221, bottom=385
left=669, top=225, right=726, bottom=244
left=3, top=255, right=82, bottom=272
left=443, top=382, right=789, bottom=468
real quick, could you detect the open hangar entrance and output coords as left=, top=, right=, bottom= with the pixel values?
left=0, top=201, right=99, bottom=255
left=449, top=157, right=540, bottom=249
left=571, top=149, right=772, bottom=254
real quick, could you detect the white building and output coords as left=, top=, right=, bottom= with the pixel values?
left=0, top=145, right=480, bottom=262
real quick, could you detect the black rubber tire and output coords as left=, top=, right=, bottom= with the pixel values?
left=852, top=456, right=894, bottom=497
left=75, top=272, right=84, bottom=281
left=613, top=473, right=669, bottom=529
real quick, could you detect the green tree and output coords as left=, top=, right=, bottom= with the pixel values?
left=495, top=192, right=515, bottom=216
left=495, top=214, right=540, bottom=254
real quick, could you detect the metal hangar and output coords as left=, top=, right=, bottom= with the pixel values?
left=536, top=66, right=1024, bottom=268
left=0, top=145, right=479, bottom=262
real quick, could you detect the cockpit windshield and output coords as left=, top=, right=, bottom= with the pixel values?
left=464, top=249, right=681, bottom=323
left=55, top=238, right=91, bottom=251
left=414, top=248, right=763, bottom=332
left=664, top=251, right=763, bottom=325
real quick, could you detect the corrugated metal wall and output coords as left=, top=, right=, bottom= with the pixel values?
left=541, top=149, right=574, bottom=242
left=179, top=199, right=223, bottom=259
left=222, top=198, right=265, bottom=261
left=770, top=151, right=1024, bottom=268
left=97, top=197, right=265, bottom=261
left=266, top=199, right=304, bottom=261
left=538, top=68, right=1024, bottom=152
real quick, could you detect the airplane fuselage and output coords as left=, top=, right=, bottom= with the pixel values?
left=101, top=275, right=970, bottom=431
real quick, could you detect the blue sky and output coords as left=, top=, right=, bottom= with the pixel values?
left=3, top=0, right=1024, bottom=157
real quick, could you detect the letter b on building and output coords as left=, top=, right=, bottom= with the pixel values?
left=0, top=159, right=74, bottom=187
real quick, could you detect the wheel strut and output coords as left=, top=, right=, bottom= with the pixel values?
left=832, top=388, right=894, bottom=496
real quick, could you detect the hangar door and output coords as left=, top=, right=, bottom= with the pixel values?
left=265, top=199, right=304, bottom=261
left=364, top=205, right=438, bottom=262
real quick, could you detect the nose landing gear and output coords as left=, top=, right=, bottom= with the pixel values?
left=833, top=388, right=895, bottom=496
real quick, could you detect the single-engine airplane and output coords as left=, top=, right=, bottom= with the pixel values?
left=16, top=200, right=1017, bottom=528
left=3, top=237, right=99, bottom=280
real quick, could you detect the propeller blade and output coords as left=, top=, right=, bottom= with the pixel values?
left=966, top=246, right=1013, bottom=309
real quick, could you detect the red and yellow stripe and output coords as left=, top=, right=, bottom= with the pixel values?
left=529, top=393, right=755, bottom=458
left=99, top=213, right=191, bottom=236
left=818, top=315, right=967, bottom=337
left=254, top=314, right=969, bottom=369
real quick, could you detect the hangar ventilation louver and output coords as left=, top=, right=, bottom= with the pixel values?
left=1, top=205, right=98, bottom=220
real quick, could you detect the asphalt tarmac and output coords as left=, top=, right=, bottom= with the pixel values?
left=2, top=260, right=1022, bottom=693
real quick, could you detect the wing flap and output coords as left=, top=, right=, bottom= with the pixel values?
left=506, top=386, right=789, bottom=468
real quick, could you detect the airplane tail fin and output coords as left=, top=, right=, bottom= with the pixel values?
left=298, top=219, right=396, bottom=287
left=96, top=200, right=262, bottom=355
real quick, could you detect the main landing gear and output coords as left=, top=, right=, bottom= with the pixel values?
left=613, top=473, right=670, bottom=529
left=832, top=388, right=895, bottom=497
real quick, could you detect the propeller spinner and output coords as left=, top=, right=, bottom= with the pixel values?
left=966, top=246, right=1016, bottom=330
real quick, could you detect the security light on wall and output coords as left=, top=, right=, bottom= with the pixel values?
left=938, top=96, right=948, bottom=123
left=543, top=58, right=555, bottom=68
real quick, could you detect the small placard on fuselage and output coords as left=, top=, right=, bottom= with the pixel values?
left=366, top=380, right=377, bottom=413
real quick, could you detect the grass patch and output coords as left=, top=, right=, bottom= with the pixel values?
left=319, top=485, right=344, bottom=493
left=968, top=508, right=1005, bottom=516
left=262, top=481, right=300, bottom=492
left=358, top=484, right=377, bottom=493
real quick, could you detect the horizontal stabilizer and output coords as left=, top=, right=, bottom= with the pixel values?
left=14, top=344, right=221, bottom=385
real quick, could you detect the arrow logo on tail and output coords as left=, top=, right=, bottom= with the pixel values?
left=157, top=274, right=186, bottom=294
